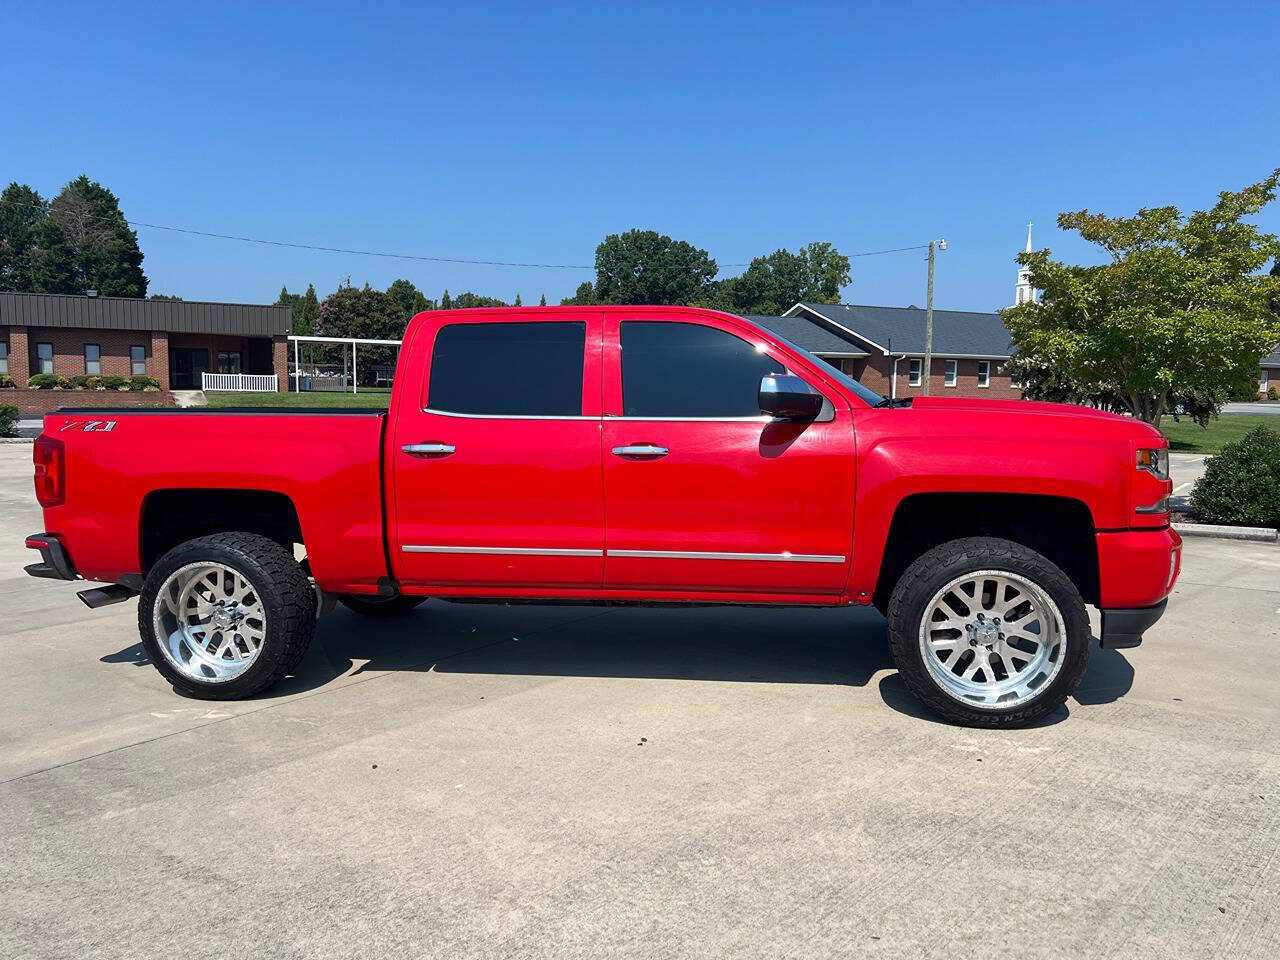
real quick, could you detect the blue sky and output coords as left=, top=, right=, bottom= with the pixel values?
left=4, top=0, right=1278, bottom=311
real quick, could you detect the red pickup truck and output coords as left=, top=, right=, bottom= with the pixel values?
left=25, top=306, right=1181, bottom=726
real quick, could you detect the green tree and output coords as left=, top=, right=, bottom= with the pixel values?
left=561, top=281, right=595, bottom=305
left=440, top=289, right=452, bottom=310
left=1003, top=170, right=1280, bottom=427
left=445, top=291, right=506, bottom=309
left=714, top=242, right=851, bottom=314
left=48, top=175, right=147, bottom=297
left=148, top=293, right=183, bottom=301
left=386, top=278, right=432, bottom=317
left=276, top=283, right=320, bottom=335
left=0, top=182, right=75, bottom=293
left=592, top=229, right=717, bottom=305
left=0, top=183, right=46, bottom=290
left=514, top=293, right=522, bottom=306
left=539, top=293, right=547, bottom=306
left=314, top=285, right=407, bottom=384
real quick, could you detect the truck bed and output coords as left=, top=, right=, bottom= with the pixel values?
left=41, top=407, right=390, bottom=593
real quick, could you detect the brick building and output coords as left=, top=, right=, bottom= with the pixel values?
left=1261, top=347, right=1280, bottom=395
left=0, top=292, right=292, bottom=414
left=751, top=302, right=1021, bottom=400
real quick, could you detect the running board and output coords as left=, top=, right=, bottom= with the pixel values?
left=77, top=584, right=139, bottom=609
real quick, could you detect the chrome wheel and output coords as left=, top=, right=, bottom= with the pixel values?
left=152, top=562, right=268, bottom=683
left=918, top=569, right=1065, bottom=710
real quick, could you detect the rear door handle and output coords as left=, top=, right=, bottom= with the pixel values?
left=402, top=443, right=456, bottom=458
left=611, top=444, right=669, bottom=459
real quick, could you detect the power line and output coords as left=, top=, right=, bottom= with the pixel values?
left=0, top=197, right=937, bottom=270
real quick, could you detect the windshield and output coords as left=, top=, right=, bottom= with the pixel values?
left=766, top=333, right=889, bottom=408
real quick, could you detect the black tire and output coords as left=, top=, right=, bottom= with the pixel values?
left=885, top=536, right=1090, bottom=728
left=339, top=593, right=426, bottom=617
left=138, top=532, right=316, bottom=700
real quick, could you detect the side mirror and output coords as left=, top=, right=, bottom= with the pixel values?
left=759, top=375, right=823, bottom=420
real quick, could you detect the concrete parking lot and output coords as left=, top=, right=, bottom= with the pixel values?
left=1, top=441, right=1277, bottom=959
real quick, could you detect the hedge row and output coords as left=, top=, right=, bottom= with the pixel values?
left=20, top=374, right=162, bottom=392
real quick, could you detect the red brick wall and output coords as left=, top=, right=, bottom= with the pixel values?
left=1, top=387, right=174, bottom=416
left=21, top=326, right=157, bottom=381
left=273, top=336, right=289, bottom=392
left=829, top=354, right=1023, bottom=400
left=2, top=326, right=30, bottom=386
left=1, top=325, right=283, bottom=392
left=151, top=331, right=170, bottom=390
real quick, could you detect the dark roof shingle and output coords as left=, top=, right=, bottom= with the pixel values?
left=791, top=302, right=1014, bottom=357
left=743, top=314, right=868, bottom=357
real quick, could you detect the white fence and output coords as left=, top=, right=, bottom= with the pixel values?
left=201, top=373, right=278, bottom=393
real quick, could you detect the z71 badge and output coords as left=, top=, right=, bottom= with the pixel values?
left=60, top=420, right=117, bottom=432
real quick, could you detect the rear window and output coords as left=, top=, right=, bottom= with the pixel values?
left=428, top=321, right=585, bottom=416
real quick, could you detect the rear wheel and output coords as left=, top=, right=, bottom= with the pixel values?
left=139, top=532, right=316, bottom=699
left=339, top=593, right=426, bottom=617
left=886, top=537, right=1090, bottom=727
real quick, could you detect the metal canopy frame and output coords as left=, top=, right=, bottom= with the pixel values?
left=287, top=334, right=403, bottom=394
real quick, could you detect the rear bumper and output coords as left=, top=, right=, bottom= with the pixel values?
left=24, top=532, right=78, bottom=581
left=1100, top=599, right=1167, bottom=649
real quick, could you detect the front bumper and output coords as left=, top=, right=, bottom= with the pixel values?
left=24, top=532, right=78, bottom=581
left=1096, top=526, right=1182, bottom=609
left=1100, top=599, right=1167, bottom=649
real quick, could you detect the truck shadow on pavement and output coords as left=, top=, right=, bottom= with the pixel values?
left=102, top=599, right=1134, bottom=722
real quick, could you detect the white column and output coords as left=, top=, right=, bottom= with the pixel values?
left=352, top=341, right=358, bottom=395
left=293, top=338, right=299, bottom=393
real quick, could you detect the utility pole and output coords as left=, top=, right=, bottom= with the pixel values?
left=922, top=238, right=946, bottom=396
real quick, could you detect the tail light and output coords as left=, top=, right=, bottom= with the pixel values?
left=33, top=436, right=65, bottom=507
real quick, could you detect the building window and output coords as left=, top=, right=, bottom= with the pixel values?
left=1009, top=363, right=1022, bottom=389
left=977, top=360, right=990, bottom=388
left=84, top=344, right=101, bottom=376
left=944, top=359, right=957, bottom=387
left=430, top=321, right=585, bottom=416
left=908, top=358, right=922, bottom=386
left=1262, top=369, right=1270, bottom=392
left=36, top=342, right=53, bottom=375
left=131, top=345, right=146, bottom=376
left=0, top=342, right=8, bottom=375
left=217, top=351, right=242, bottom=374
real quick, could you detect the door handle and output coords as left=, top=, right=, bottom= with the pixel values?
left=402, top=443, right=456, bottom=458
left=611, top=444, right=669, bottom=459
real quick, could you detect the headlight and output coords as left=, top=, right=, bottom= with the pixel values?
left=1136, top=448, right=1169, bottom=480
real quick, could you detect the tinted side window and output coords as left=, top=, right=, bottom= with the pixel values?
left=429, top=321, right=585, bottom=416
left=620, top=321, right=783, bottom=417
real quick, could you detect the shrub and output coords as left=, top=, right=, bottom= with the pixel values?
left=101, top=375, right=129, bottom=390
left=28, top=373, right=71, bottom=389
left=0, top=374, right=14, bottom=388
left=69, top=374, right=91, bottom=389
left=1190, top=425, right=1280, bottom=527
left=1269, top=385, right=1278, bottom=401
left=130, top=375, right=161, bottom=391
left=0, top=404, right=17, bottom=437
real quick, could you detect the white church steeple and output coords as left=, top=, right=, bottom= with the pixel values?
left=1014, top=221, right=1038, bottom=306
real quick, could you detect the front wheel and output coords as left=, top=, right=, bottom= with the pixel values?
left=139, top=532, right=316, bottom=699
left=886, top=537, right=1090, bottom=727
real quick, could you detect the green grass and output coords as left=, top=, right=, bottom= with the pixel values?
left=203, top=389, right=391, bottom=409
left=1161, top=414, right=1279, bottom=454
